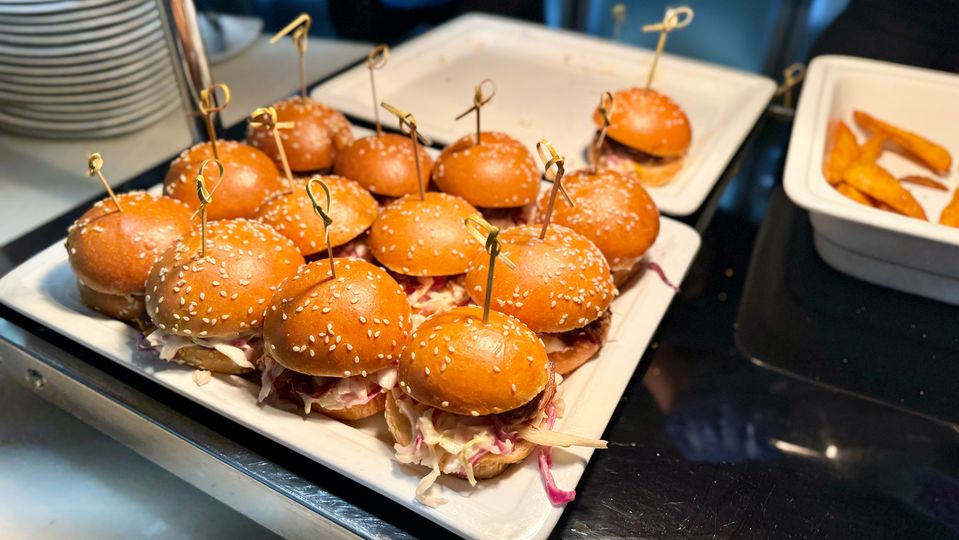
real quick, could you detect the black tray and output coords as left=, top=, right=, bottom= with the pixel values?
left=736, top=188, right=958, bottom=428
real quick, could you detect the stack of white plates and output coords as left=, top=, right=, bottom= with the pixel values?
left=0, top=0, right=182, bottom=139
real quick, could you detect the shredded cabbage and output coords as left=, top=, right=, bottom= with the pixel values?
left=392, top=388, right=604, bottom=508
left=257, top=359, right=396, bottom=414
left=332, top=237, right=374, bottom=263
left=397, top=276, right=470, bottom=329
left=144, top=329, right=259, bottom=370
left=392, top=391, right=515, bottom=506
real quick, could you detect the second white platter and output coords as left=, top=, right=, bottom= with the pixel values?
left=313, top=13, right=775, bottom=216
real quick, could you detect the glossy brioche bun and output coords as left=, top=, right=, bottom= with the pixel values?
left=171, top=345, right=255, bottom=374
left=66, top=192, right=192, bottom=297
left=432, top=131, right=540, bottom=208
left=546, top=309, right=612, bottom=375
left=333, top=133, right=433, bottom=197
left=536, top=168, right=659, bottom=273
left=246, top=96, right=353, bottom=172
left=398, top=305, right=549, bottom=416
left=77, top=281, right=146, bottom=324
left=145, top=219, right=304, bottom=338
left=322, top=393, right=387, bottom=421
left=254, top=175, right=377, bottom=257
left=164, top=140, right=283, bottom=220
left=264, top=258, right=412, bottom=377
left=368, top=192, right=481, bottom=276
left=385, top=391, right=536, bottom=480
left=594, top=88, right=691, bottom=158
left=465, top=224, right=615, bottom=334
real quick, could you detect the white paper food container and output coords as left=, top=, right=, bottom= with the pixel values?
left=784, top=55, right=959, bottom=305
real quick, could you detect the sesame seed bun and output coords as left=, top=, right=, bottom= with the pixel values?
left=465, top=224, right=615, bottom=334
left=384, top=390, right=537, bottom=480
left=536, top=168, right=659, bottom=273
left=77, top=280, right=146, bottom=325
left=246, top=96, right=353, bottom=172
left=263, top=258, right=412, bottom=377
left=594, top=88, right=691, bottom=158
left=333, top=133, right=433, bottom=197
left=145, top=219, right=304, bottom=338
left=164, top=140, right=283, bottom=220
left=432, top=131, right=540, bottom=208
left=255, top=175, right=378, bottom=257
left=398, top=305, right=549, bottom=416
left=368, top=192, right=481, bottom=276
left=66, top=192, right=193, bottom=297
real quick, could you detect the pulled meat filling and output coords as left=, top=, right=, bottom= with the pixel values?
left=258, top=355, right=396, bottom=414
left=391, top=274, right=470, bottom=328
left=538, top=310, right=611, bottom=354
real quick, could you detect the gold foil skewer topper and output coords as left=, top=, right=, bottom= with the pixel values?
left=454, top=79, right=496, bottom=145
left=594, top=91, right=615, bottom=163
left=611, top=3, right=626, bottom=41
left=381, top=101, right=432, bottom=201
left=271, top=14, right=312, bottom=99
left=306, top=176, right=337, bottom=278
left=536, top=139, right=573, bottom=240
left=464, top=215, right=516, bottom=323
left=87, top=153, right=122, bottom=212
left=194, top=159, right=223, bottom=258
left=198, top=83, right=231, bottom=162
left=641, top=6, right=693, bottom=91
left=775, top=63, right=806, bottom=110
left=367, top=44, right=390, bottom=134
left=249, top=106, right=296, bottom=193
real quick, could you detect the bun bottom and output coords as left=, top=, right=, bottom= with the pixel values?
left=78, top=280, right=145, bottom=326
left=589, top=134, right=684, bottom=187
left=612, top=262, right=645, bottom=288
left=546, top=309, right=612, bottom=375
left=174, top=345, right=255, bottom=375
left=317, top=392, right=386, bottom=421
left=385, top=393, right=536, bottom=481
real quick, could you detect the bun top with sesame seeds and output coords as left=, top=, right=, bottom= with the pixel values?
left=432, top=131, right=540, bottom=208
left=536, top=168, right=659, bottom=272
left=66, top=192, right=193, bottom=297
left=594, top=88, right=691, bottom=158
left=263, top=258, right=412, bottom=377
left=164, top=140, right=283, bottom=220
left=255, top=175, right=378, bottom=257
left=246, top=96, right=353, bottom=172
left=333, top=133, right=433, bottom=198
left=367, top=192, right=482, bottom=276
left=398, top=305, right=548, bottom=416
left=465, top=224, right=615, bottom=334
left=145, top=219, right=304, bottom=339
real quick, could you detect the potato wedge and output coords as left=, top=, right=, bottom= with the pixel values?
left=858, top=134, right=886, bottom=163
left=854, top=110, right=952, bottom=175
left=835, top=181, right=873, bottom=206
left=823, top=121, right=860, bottom=185
left=941, top=190, right=959, bottom=227
left=842, top=161, right=927, bottom=220
left=899, top=175, right=949, bottom=191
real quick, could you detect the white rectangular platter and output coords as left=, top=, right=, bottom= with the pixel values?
left=784, top=55, right=959, bottom=304
left=312, top=13, right=775, bottom=216
left=0, top=213, right=698, bottom=540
